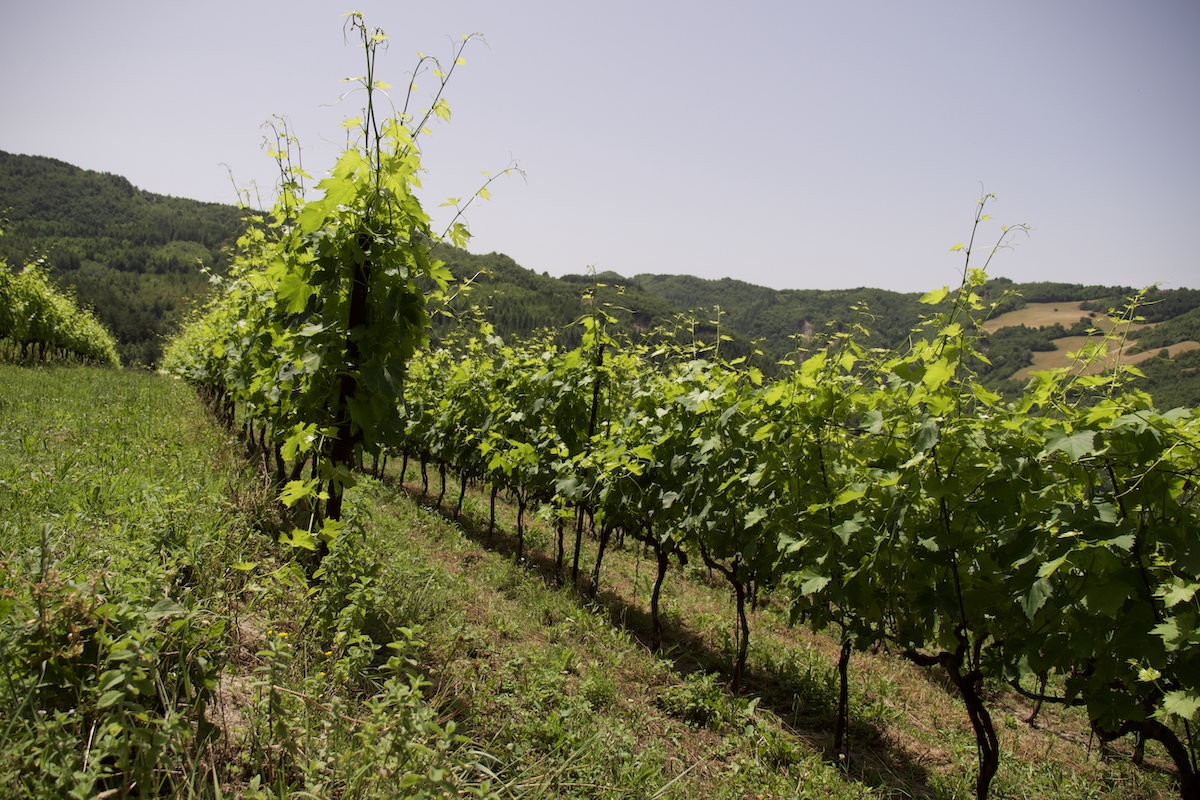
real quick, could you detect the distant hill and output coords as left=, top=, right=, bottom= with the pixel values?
left=2, top=150, right=1197, bottom=405
left=632, top=273, right=931, bottom=356
left=430, top=246, right=768, bottom=367
left=978, top=294, right=1200, bottom=408
left=629, top=273, right=1200, bottom=406
left=0, top=151, right=245, bottom=365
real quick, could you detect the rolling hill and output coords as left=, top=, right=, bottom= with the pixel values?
left=3, top=149, right=1198, bottom=405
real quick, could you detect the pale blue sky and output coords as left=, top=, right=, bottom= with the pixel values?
left=1, top=1, right=1196, bottom=292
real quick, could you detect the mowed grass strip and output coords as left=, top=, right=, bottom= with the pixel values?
left=980, top=302, right=1120, bottom=333
left=982, top=301, right=1200, bottom=383
left=371, top=463, right=1181, bottom=800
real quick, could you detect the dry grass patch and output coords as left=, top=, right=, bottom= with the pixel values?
left=982, top=301, right=1134, bottom=333
left=978, top=299, right=1200, bottom=382
left=1013, top=336, right=1200, bottom=382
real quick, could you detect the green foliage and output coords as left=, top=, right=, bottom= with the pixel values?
left=1012, top=281, right=1138, bottom=305
left=394, top=195, right=1200, bottom=799
left=1083, top=286, right=1200, bottom=322
left=1131, top=306, right=1200, bottom=351
left=0, top=253, right=121, bottom=366
left=1121, top=287, right=1200, bottom=323
left=577, top=665, right=618, bottom=709
left=1132, top=349, right=1200, bottom=409
left=163, top=15, right=498, bottom=543
left=0, top=366, right=262, bottom=798
left=655, top=671, right=733, bottom=729
left=244, top=596, right=497, bottom=799
left=0, top=572, right=225, bottom=798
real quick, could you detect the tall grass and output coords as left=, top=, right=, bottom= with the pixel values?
left=0, top=366, right=499, bottom=798
left=0, top=366, right=263, bottom=796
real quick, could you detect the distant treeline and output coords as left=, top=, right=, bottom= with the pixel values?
left=2, top=150, right=1197, bottom=407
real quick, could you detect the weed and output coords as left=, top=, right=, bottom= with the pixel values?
left=655, top=671, right=732, bottom=730
left=578, top=663, right=618, bottom=710
left=0, top=566, right=225, bottom=798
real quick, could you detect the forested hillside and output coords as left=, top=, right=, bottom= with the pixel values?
left=3, top=149, right=1198, bottom=405
left=431, top=245, right=768, bottom=366
left=0, top=151, right=244, bottom=365
left=635, top=272, right=1200, bottom=406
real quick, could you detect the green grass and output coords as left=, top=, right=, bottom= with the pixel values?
left=0, top=365, right=268, bottom=797
left=0, top=366, right=494, bottom=798
left=0, top=364, right=1185, bottom=799
left=0, top=366, right=258, bottom=578
left=380, top=465, right=1181, bottom=800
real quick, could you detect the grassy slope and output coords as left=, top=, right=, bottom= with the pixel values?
left=981, top=301, right=1200, bottom=383
left=0, top=366, right=1184, bottom=798
left=0, top=365, right=262, bottom=588
left=0, top=365, right=272, bottom=796
left=0, top=365, right=513, bottom=798
left=379, top=465, right=1182, bottom=800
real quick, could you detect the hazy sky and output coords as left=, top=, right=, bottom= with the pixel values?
left=2, top=1, right=1197, bottom=292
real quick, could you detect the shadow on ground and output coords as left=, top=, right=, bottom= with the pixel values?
left=384, top=470, right=953, bottom=800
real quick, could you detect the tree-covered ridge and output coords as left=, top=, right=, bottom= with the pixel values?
left=630, top=273, right=930, bottom=355
left=632, top=272, right=1200, bottom=404
left=5, top=146, right=1200, bottom=400
left=1132, top=306, right=1200, bottom=351
left=432, top=245, right=768, bottom=367
left=1133, top=349, right=1200, bottom=410
left=0, top=152, right=240, bottom=248
left=0, top=150, right=246, bottom=365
